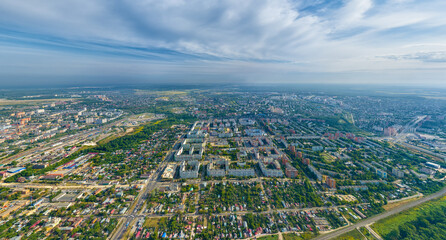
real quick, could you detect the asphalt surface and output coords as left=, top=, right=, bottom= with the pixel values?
left=314, top=186, right=446, bottom=240
left=111, top=165, right=164, bottom=240
left=110, top=144, right=176, bottom=240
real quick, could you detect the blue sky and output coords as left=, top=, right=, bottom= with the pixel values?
left=0, top=0, right=446, bottom=87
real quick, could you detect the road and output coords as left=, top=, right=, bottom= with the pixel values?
left=365, top=224, right=383, bottom=240
left=394, top=115, right=426, bottom=143
left=313, top=186, right=446, bottom=240
left=110, top=168, right=162, bottom=240
left=388, top=114, right=445, bottom=160
left=110, top=203, right=369, bottom=219
left=110, top=139, right=180, bottom=240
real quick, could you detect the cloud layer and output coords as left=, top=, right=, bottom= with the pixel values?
left=0, top=0, right=445, bottom=87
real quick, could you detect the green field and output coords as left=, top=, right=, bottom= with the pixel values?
left=333, top=229, right=365, bottom=240
left=282, top=232, right=315, bottom=240
left=257, top=234, right=279, bottom=240
left=0, top=98, right=74, bottom=106
left=134, top=89, right=188, bottom=95
left=144, top=217, right=162, bottom=228
left=372, top=195, right=446, bottom=239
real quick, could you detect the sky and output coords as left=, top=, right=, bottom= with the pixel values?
left=0, top=0, right=446, bottom=87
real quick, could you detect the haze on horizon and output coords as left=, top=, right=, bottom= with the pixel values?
left=0, top=0, right=446, bottom=88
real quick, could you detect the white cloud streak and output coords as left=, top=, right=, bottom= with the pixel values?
left=0, top=0, right=445, bottom=86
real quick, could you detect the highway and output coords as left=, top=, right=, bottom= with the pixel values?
left=385, top=115, right=446, bottom=161
left=393, top=115, right=426, bottom=143
left=313, top=186, right=446, bottom=240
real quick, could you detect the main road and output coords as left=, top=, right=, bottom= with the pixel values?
left=393, top=115, right=426, bottom=143
left=313, top=186, right=446, bottom=240
left=109, top=140, right=179, bottom=240
left=110, top=161, right=166, bottom=240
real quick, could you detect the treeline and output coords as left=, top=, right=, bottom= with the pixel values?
left=412, top=178, right=444, bottom=194
left=383, top=205, right=446, bottom=240
left=93, top=116, right=194, bottom=152
left=269, top=180, right=323, bottom=208
left=319, top=115, right=361, bottom=133
left=244, top=213, right=271, bottom=230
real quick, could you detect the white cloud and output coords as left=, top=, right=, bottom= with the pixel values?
left=0, top=0, right=445, bottom=85
left=335, top=0, right=373, bottom=28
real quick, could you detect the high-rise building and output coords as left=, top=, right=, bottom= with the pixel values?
left=384, top=127, right=397, bottom=137
left=285, top=163, right=298, bottom=178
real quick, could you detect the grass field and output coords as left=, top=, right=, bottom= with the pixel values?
left=134, top=90, right=188, bottom=96
left=321, top=152, right=336, bottom=162
left=333, top=228, right=365, bottom=240
left=283, top=233, right=302, bottom=240
left=282, top=232, right=315, bottom=240
left=96, top=134, right=120, bottom=146
left=95, top=119, right=163, bottom=147
left=0, top=98, right=74, bottom=106
left=383, top=195, right=422, bottom=211
left=144, top=217, right=161, bottom=228
left=257, top=234, right=279, bottom=240
left=372, top=195, right=446, bottom=237
left=151, top=119, right=165, bottom=125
